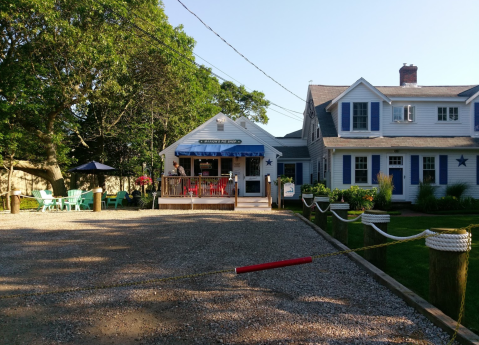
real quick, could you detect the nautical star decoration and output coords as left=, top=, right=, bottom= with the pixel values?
left=456, top=154, right=468, bottom=167
left=266, top=159, right=273, bottom=166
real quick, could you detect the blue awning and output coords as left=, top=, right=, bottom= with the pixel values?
left=175, top=144, right=264, bottom=157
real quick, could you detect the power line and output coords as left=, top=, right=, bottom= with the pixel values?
left=176, top=0, right=306, bottom=103
left=102, top=0, right=303, bottom=121
left=92, top=0, right=302, bottom=123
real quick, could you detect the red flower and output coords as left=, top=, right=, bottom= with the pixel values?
left=135, top=175, right=153, bottom=186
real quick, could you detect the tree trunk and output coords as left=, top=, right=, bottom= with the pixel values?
left=5, top=163, right=14, bottom=210
left=15, top=160, right=67, bottom=196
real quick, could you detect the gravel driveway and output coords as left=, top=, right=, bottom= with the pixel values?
left=0, top=210, right=454, bottom=344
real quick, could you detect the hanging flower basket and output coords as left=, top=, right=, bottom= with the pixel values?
left=135, top=175, right=153, bottom=186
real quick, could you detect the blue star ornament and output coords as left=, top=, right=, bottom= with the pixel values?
left=456, top=155, right=468, bottom=167
left=266, top=159, right=273, bottom=166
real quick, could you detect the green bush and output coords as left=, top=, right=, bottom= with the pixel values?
left=445, top=182, right=469, bottom=199
left=417, top=195, right=438, bottom=213
left=300, top=183, right=330, bottom=197
left=436, top=196, right=461, bottom=211
left=300, top=184, right=314, bottom=194
left=329, top=185, right=376, bottom=211
left=375, top=172, right=393, bottom=210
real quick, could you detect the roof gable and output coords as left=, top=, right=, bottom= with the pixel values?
left=235, top=116, right=286, bottom=146
left=325, top=78, right=391, bottom=111
left=159, top=113, right=282, bottom=156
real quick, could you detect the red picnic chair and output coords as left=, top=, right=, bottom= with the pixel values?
left=183, top=179, right=198, bottom=196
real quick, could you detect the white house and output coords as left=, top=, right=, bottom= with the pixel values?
left=303, top=64, right=479, bottom=202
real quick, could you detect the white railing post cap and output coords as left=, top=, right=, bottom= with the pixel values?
left=93, top=188, right=103, bottom=193
left=302, top=193, right=314, bottom=198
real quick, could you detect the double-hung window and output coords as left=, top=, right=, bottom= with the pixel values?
left=438, top=107, right=459, bottom=122
left=284, top=163, right=296, bottom=182
left=353, top=102, right=368, bottom=130
left=423, top=157, right=435, bottom=183
left=393, top=105, right=415, bottom=122
left=355, top=157, right=368, bottom=183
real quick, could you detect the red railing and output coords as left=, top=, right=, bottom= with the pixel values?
left=161, top=176, right=235, bottom=197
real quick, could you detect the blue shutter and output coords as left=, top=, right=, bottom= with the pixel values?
left=341, top=103, right=350, bottom=131
left=371, top=155, right=380, bottom=184
left=439, top=155, right=448, bottom=185
left=296, top=163, right=303, bottom=185
left=371, top=102, right=380, bottom=131
left=411, top=155, right=419, bottom=185
left=343, top=155, right=351, bottom=184
left=475, top=103, right=479, bottom=131
left=477, top=156, right=479, bottom=185
left=277, top=163, right=284, bottom=177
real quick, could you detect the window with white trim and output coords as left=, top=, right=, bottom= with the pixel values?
left=423, top=157, right=435, bottom=183
left=392, top=105, right=415, bottom=122
left=353, top=102, right=368, bottom=130
left=438, top=107, right=458, bottom=122
left=316, top=123, right=320, bottom=139
left=355, top=156, right=368, bottom=183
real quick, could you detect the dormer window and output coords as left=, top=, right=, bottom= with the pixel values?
left=353, top=102, right=368, bottom=130
left=393, top=105, right=415, bottom=122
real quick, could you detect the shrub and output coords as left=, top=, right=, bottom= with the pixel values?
left=329, top=186, right=376, bottom=211
left=375, top=172, right=393, bottom=210
left=437, top=196, right=461, bottom=211
left=300, top=184, right=314, bottom=194
left=274, top=175, right=294, bottom=185
left=416, top=180, right=437, bottom=212
left=445, top=182, right=469, bottom=199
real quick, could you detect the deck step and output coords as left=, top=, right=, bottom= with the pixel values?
left=234, top=206, right=271, bottom=211
left=238, top=197, right=268, bottom=203
left=237, top=202, right=269, bottom=208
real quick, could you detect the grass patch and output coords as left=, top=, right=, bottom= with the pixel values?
left=0, top=197, right=39, bottom=211
left=317, top=215, right=479, bottom=334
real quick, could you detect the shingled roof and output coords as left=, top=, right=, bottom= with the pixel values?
left=310, top=84, right=479, bottom=138
left=323, top=136, right=479, bottom=149
left=274, top=146, right=310, bottom=159
left=283, top=129, right=302, bottom=138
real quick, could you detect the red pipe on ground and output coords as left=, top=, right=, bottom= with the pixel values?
left=235, top=256, right=313, bottom=274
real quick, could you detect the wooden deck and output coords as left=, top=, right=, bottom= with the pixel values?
left=157, top=197, right=271, bottom=211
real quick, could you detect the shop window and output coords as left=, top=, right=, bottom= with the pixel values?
left=194, top=158, right=218, bottom=176
left=221, top=158, right=233, bottom=176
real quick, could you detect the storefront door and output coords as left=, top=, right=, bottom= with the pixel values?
left=244, top=157, right=262, bottom=196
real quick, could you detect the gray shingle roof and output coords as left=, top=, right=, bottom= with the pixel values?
left=323, top=136, right=479, bottom=149
left=274, top=146, right=310, bottom=159
left=283, top=129, right=302, bottom=138
left=310, top=84, right=479, bottom=138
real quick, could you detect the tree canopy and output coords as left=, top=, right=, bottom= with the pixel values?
left=0, top=0, right=270, bottom=195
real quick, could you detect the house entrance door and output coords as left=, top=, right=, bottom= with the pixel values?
left=388, top=155, right=404, bottom=198
left=244, top=157, right=262, bottom=196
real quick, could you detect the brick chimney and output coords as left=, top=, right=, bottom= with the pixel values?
left=399, top=63, right=418, bottom=86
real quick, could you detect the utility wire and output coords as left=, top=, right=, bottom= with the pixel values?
left=176, top=0, right=306, bottom=103
left=117, top=2, right=303, bottom=119
left=92, top=0, right=302, bottom=122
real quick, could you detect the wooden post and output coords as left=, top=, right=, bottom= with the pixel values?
left=198, top=173, right=202, bottom=198
left=429, top=228, right=468, bottom=321
left=363, top=210, right=388, bottom=270
left=93, top=187, right=102, bottom=212
left=331, top=202, right=349, bottom=245
left=10, top=189, right=21, bottom=214
left=267, top=175, right=271, bottom=208
left=277, top=176, right=281, bottom=209
left=234, top=174, right=238, bottom=208
left=161, top=174, right=165, bottom=198
left=314, top=195, right=329, bottom=231
left=302, top=193, right=314, bottom=220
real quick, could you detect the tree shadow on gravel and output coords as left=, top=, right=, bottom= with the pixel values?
left=0, top=212, right=449, bottom=345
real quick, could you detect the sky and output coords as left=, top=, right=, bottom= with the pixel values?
left=162, top=0, right=479, bottom=137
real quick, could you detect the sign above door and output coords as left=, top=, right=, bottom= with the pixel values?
left=199, top=139, right=242, bottom=144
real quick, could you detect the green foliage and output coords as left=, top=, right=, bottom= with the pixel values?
left=217, top=81, right=270, bottom=124
left=329, top=185, right=376, bottom=211
left=445, top=182, right=469, bottom=199
left=300, top=183, right=330, bottom=196
left=415, top=180, right=436, bottom=212
left=274, top=175, right=294, bottom=185
left=375, top=172, right=393, bottom=210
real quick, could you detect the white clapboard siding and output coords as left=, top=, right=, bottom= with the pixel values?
left=332, top=149, right=479, bottom=203
left=382, top=102, right=470, bottom=137
left=234, top=117, right=286, bottom=147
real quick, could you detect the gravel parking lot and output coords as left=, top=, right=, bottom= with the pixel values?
left=0, top=210, right=454, bottom=344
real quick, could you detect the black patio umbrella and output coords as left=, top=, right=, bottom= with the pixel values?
left=68, top=161, right=116, bottom=188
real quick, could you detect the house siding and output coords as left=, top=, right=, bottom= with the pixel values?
left=332, top=149, right=479, bottom=202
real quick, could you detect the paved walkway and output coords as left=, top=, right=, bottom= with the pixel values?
left=0, top=210, right=453, bottom=344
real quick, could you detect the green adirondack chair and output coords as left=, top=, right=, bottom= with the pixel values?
left=63, top=189, right=82, bottom=211
left=79, top=191, right=94, bottom=210
left=32, top=190, right=55, bottom=212
left=106, top=191, right=127, bottom=209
